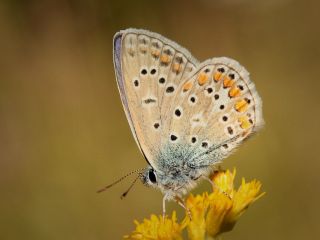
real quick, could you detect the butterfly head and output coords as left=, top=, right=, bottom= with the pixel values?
left=141, top=166, right=181, bottom=198
left=140, top=166, right=158, bottom=187
left=140, top=161, right=204, bottom=200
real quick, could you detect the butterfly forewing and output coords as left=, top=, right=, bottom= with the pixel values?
left=113, top=29, right=199, bottom=169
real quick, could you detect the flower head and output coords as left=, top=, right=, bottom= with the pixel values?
left=221, top=175, right=265, bottom=232
left=125, top=169, right=264, bottom=239
left=124, top=211, right=186, bottom=240
left=185, top=193, right=208, bottom=240
left=205, top=191, right=233, bottom=237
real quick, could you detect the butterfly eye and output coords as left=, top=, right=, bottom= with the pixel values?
left=148, top=169, right=157, bottom=184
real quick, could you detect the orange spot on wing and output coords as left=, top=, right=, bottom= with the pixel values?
left=198, top=72, right=208, bottom=85
left=229, top=86, right=241, bottom=98
left=128, top=48, right=135, bottom=56
left=214, top=72, right=222, bottom=82
left=223, top=76, right=234, bottom=88
left=238, top=116, right=252, bottom=129
left=235, top=99, right=248, bottom=113
left=151, top=49, right=160, bottom=57
left=183, top=81, right=193, bottom=91
left=139, top=46, right=147, bottom=53
left=172, top=63, right=182, bottom=73
left=160, top=54, right=170, bottom=64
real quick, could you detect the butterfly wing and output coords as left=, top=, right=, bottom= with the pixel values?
left=113, top=29, right=199, bottom=169
left=163, top=57, right=264, bottom=168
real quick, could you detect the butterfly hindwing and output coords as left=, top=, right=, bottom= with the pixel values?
left=113, top=29, right=199, bottom=169
left=164, top=57, right=264, bottom=167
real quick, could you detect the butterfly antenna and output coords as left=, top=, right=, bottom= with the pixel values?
left=120, top=173, right=141, bottom=200
left=96, top=168, right=144, bottom=193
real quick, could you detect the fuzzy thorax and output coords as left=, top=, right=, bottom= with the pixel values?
left=140, top=143, right=221, bottom=200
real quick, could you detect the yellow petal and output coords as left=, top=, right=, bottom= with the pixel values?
left=185, top=194, right=208, bottom=240
left=226, top=178, right=265, bottom=223
left=124, top=211, right=184, bottom=240
left=206, top=192, right=233, bottom=237
left=211, top=169, right=236, bottom=197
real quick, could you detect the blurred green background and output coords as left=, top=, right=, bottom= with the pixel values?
left=1, top=0, right=319, bottom=239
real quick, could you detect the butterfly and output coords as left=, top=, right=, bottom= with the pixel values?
left=112, top=28, right=263, bottom=216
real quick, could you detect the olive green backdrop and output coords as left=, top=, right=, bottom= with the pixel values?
left=1, top=0, right=319, bottom=239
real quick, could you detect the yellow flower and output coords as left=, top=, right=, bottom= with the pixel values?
left=125, top=169, right=265, bottom=240
left=185, top=193, right=208, bottom=240
left=205, top=191, right=233, bottom=237
left=124, top=211, right=186, bottom=240
left=206, top=169, right=265, bottom=236
left=221, top=177, right=265, bottom=232
left=211, top=169, right=236, bottom=197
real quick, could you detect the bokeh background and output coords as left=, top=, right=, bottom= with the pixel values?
left=1, top=0, right=319, bottom=239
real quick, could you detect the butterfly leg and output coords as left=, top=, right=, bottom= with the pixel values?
left=202, top=175, right=232, bottom=199
left=162, top=194, right=167, bottom=220
left=174, top=196, right=192, bottom=220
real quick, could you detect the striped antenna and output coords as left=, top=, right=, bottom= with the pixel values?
left=96, top=168, right=145, bottom=193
